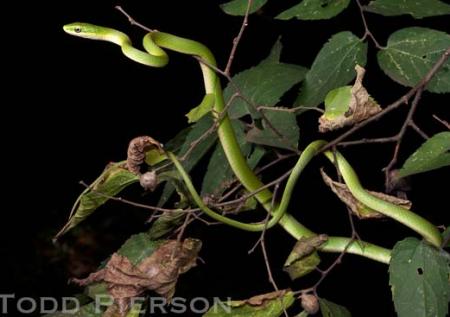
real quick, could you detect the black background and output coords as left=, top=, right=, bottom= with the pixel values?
left=3, top=0, right=449, bottom=316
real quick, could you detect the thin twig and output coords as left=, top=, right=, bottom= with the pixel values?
left=214, top=168, right=293, bottom=210
left=433, top=114, right=450, bottom=130
left=355, top=0, right=383, bottom=49
left=339, top=136, right=397, bottom=147
left=384, top=88, right=424, bottom=189
left=312, top=237, right=355, bottom=293
left=176, top=212, right=192, bottom=242
left=248, top=184, right=288, bottom=317
left=409, top=120, right=429, bottom=140
left=297, top=235, right=357, bottom=298
left=224, top=0, right=252, bottom=75
left=257, top=105, right=324, bottom=114
left=248, top=183, right=280, bottom=254
left=218, top=153, right=297, bottom=203
left=191, top=212, right=223, bottom=226
left=78, top=181, right=198, bottom=213
left=115, top=6, right=155, bottom=32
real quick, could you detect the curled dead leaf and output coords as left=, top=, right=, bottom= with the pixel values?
left=321, top=169, right=412, bottom=219
left=127, top=136, right=164, bottom=175
left=71, top=238, right=201, bottom=316
left=246, top=290, right=289, bottom=306
left=228, top=290, right=291, bottom=307
left=319, top=65, right=382, bottom=132
left=204, top=289, right=295, bottom=316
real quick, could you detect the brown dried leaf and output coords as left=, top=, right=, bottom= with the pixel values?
left=321, top=169, right=412, bottom=219
left=71, top=238, right=201, bottom=316
left=204, top=289, right=295, bottom=316
left=136, top=239, right=201, bottom=300
left=127, top=136, right=164, bottom=175
left=241, top=290, right=290, bottom=306
left=319, top=65, right=382, bottom=132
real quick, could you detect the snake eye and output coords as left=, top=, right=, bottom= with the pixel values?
left=74, top=27, right=82, bottom=33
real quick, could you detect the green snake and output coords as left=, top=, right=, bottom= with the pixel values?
left=64, top=23, right=442, bottom=262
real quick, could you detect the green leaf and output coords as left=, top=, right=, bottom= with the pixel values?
left=158, top=115, right=217, bottom=206
left=319, top=299, right=351, bottom=317
left=295, top=32, right=367, bottom=107
left=365, top=0, right=450, bottom=19
left=203, top=290, right=295, bottom=317
left=276, top=0, right=350, bottom=20
left=284, top=235, right=327, bottom=279
left=246, top=110, right=300, bottom=150
left=117, top=233, right=165, bottom=265
left=145, top=148, right=167, bottom=166
left=323, top=86, right=352, bottom=119
left=201, top=121, right=263, bottom=196
left=55, top=163, right=139, bottom=240
left=389, top=238, right=450, bottom=317
left=247, top=145, right=266, bottom=167
left=226, top=39, right=308, bottom=119
left=398, top=132, right=450, bottom=177
left=220, top=0, right=267, bottom=16
left=284, top=252, right=320, bottom=280
left=147, top=210, right=186, bottom=239
left=377, top=27, right=450, bottom=93
left=186, top=93, right=215, bottom=123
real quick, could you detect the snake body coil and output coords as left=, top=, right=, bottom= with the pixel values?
left=64, top=22, right=442, bottom=262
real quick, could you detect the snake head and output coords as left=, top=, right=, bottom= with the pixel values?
left=63, top=22, right=128, bottom=46
left=63, top=22, right=99, bottom=38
